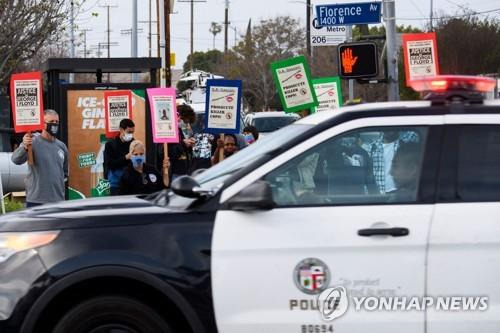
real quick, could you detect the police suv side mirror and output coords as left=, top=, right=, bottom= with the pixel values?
left=226, top=180, right=276, bottom=211
left=171, top=175, right=218, bottom=198
left=171, top=175, right=202, bottom=198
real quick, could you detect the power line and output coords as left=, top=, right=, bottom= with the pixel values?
left=99, top=3, right=118, bottom=58
left=399, top=7, right=500, bottom=20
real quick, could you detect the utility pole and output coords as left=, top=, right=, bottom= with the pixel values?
left=179, top=0, right=207, bottom=71
left=80, top=29, right=92, bottom=58
left=190, top=0, right=194, bottom=69
left=70, top=1, right=75, bottom=83
left=224, top=0, right=229, bottom=52
left=165, top=0, right=172, bottom=87
left=230, top=25, right=238, bottom=47
left=306, top=0, right=311, bottom=57
left=383, top=0, right=399, bottom=101
left=100, top=4, right=118, bottom=58
left=121, top=28, right=144, bottom=55
left=149, top=0, right=152, bottom=57
left=132, top=0, right=138, bottom=58
left=430, top=0, right=434, bottom=31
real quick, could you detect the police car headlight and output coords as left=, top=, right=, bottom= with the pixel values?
left=0, top=231, right=59, bottom=264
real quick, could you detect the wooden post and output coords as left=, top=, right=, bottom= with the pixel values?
left=27, top=132, right=34, bottom=166
left=219, top=133, right=225, bottom=162
left=163, top=143, right=169, bottom=187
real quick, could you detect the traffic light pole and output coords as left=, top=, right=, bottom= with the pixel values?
left=384, top=0, right=399, bottom=101
left=346, top=26, right=354, bottom=101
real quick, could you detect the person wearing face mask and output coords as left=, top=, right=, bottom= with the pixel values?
left=12, top=109, right=68, bottom=208
left=211, top=134, right=239, bottom=165
left=242, top=125, right=259, bottom=145
left=119, top=140, right=165, bottom=195
left=104, top=118, right=136, bottom=195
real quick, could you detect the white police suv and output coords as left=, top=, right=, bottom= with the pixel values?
left=0, top=76, right=499, bottom=333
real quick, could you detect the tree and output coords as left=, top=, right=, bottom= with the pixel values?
left=0, top=0, right=84, bottom=85
left=209, top=22, right=222, bottom=50
left=219, top=16, right=306, bottom=111
left=433, top=12, right=500, bottom=75
left=182, top=50, right=224, bottom=73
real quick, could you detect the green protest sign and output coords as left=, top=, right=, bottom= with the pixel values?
left=91, top=178, right=110, bottom=197
left=312, top=77, right=343, bottom=113
left=271, top=55, right=318, bottom=113
left=77, top=152, right=96, bottom=168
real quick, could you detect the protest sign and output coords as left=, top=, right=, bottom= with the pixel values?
left=104, top=90, right=133, bottom=138
left=10, top=72, right=44, bottom=133
left=271, top=56, right=318, bottom=113
left=147, top=88, right=179, bottom=143
left=312, top=77, right=343, bottom=112
left=204, top=79, right=242, bottom=135
left=402, top=32, right=440, bottom=86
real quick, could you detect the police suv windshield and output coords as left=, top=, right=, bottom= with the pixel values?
left=194, top=124, right=312, bottom=186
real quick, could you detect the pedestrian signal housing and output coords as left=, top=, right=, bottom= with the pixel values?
left=338, top=42, right=378, bottom=79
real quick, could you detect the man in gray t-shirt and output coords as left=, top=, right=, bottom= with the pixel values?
left=12, top=109, right=68, bottom=208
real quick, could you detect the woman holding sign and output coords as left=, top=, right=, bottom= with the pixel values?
left=119, top=140, right=168, bottom=195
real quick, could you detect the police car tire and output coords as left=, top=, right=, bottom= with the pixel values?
left=52, top=295, right=173, bottom=333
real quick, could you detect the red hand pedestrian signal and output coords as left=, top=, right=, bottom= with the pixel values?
left=341, top=48, right=358, bottom=74
left=338, top=42, right=378, bottom=79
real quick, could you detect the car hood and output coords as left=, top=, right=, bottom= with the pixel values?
left=0, top=195, right=179, bottom=232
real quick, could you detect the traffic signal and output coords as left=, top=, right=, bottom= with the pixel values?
left=338, top=42, right=378, bottom=79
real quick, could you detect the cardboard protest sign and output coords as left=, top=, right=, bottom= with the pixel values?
left=147, top=88, right=179, bottom=143
left=204, top=79, right=242, bottom=135
left=271, top=55, right=318, bottom=113
left=312, top=77, right=343, bottom=112
left=10, top=71, right=44, bottom=133
left=104, top=90, right=133, bottom=138
left=402, top=32, right=440, bottom=86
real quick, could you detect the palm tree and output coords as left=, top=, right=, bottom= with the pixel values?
left=209, top=22, right=222, bottom=50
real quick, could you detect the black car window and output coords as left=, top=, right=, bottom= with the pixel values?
left=264, top=126, right=428, bottom=207
left=457, top=125, right=500, bottom=201
left=253, top=117, right=297, bottom=132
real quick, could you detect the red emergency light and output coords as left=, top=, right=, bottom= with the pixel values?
left=409, top=75, right=496, bottom=93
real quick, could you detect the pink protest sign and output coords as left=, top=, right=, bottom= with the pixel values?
left=147, top=88, right=179, bottom=143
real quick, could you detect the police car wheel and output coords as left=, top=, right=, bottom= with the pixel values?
left=53, top=295, right=173, bottom=333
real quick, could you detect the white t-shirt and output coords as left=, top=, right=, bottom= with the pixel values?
left=383, top=142, right=396, bottom=192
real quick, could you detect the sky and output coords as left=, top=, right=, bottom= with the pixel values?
left=73, top=0, right=500, bottom=70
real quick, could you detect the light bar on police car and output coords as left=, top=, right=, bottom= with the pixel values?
left=409, top=75, right=496, bottom=93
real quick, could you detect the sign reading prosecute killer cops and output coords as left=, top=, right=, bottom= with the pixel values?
left=147, top=88, right=179, bottom=143
left=104, top=90, right=133, bottom=138
left=204, top=79, right=242, bottom=134
left=10, top=71, right=45, bottom=133
left=402, top=32, right=440, bottom=86
left=271, top=56, right=318, bottom=113
left=312, top=77, right=343, bottom=113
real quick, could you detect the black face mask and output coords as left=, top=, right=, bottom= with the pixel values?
left=46, top=123, right=59, bottom=137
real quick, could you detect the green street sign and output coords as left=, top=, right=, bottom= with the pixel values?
left=312, top=77, right=343, bottom=113
left=77, top=152, right=96, bottom=168
left=271, top=55, right=318, bottom=113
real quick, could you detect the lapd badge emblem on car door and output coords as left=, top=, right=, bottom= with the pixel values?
left=294, top=258, right=330, bottom=294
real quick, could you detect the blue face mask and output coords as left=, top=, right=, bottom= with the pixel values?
left=131, top=155, right=145, bottom=168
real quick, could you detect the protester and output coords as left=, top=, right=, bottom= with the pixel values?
left=389, top=142, right=421, bottom=201
left=370, top=130, right=419, bottom=194
left=243, top=125, right=259, bottom=144
left=104, top=118, right=135, bottom=195
left=12, top=109, right=68, bottom=208
left=119, top=140, right=166, bottom=195
left=164, top=104, right=196, bottom=181
left=212, top=134, right=239, bottom=165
